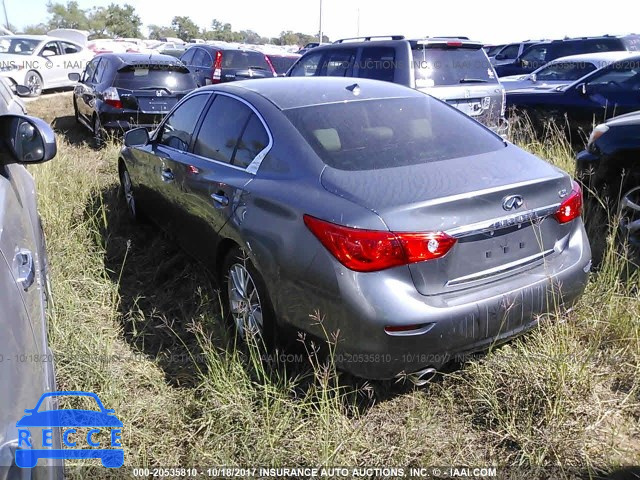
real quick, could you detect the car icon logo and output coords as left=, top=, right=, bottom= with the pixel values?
left=15, top=391, right=124, bottom=468
left=502, top=195, right=524, bottom=211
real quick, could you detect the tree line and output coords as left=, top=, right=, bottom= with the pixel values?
left=17, top=1, right=329, bottom=46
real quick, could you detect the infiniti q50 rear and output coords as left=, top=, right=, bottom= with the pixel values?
left=118, top=77, right=591, bottom=380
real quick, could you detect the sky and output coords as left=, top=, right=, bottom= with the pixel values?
left=5, top=0, right=640, bottom=45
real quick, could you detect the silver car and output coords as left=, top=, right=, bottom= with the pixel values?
left=500, top=51, right=636, bottom=91
left=288, top=36, right=509, bottom=136
left=0, top=114, right=60, bottom=472
left=119, top=77, right=591, bottom=382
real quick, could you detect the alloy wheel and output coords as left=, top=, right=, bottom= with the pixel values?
left=227, top=262, right=264, bottom=340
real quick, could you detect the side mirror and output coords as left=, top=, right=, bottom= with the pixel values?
left=0, top=115, right=57, bottom=164
left=68, top=72, right=81, bottom=82
left=495, top=53, right=505, bottom=61
left=124, top=127, right=149, bottom=147
left=577, top=83, right=587, bottom=95
left=530, top=73, right=537, bottom=83
left=41, top=50, right=55, bottom=58
left=14, top=85, right=31, bottom=97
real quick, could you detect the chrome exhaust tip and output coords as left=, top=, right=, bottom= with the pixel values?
left=401, top=367, right=437, bottom=387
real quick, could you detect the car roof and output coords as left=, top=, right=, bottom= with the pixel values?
left=98, top=52, right=184, bottom=65
left=203, top=77, right=422, bottom=110
left=544, top=51, right=638, bottom=64
left=3, top=35, right=49, bottom=41
left=185, top=45, right=263, bottom=54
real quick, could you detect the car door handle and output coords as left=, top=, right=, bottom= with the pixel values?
left=14, top=249, right=35, bottom=290
left=161, top=168, right=174, bottom=182
left=211, top=193, right=229, bottom=207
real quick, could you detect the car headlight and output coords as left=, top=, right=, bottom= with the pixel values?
left=588, top=124, right=609, bottom=147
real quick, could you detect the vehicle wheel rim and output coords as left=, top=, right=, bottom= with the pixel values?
left=228, top=263, right=263, bottom=340
left=26, top=73, right=41, bottom=95
left=122, top=170, right=136, bottom=217
left=619, top=186, right=640, bottom=245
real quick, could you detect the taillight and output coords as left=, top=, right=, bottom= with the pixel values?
left=303, top=215, right=457, bottom=272
left=500, top=87, right=506, bottom=117
left=555, top=181, right=583, bottom=224
left=212, top=51, right=223, bottom=84
left=103, top=87, right=122, bottom=109
left=264, top=55, right=277, bottom=77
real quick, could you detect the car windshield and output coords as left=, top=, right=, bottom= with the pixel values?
left=222, top=50, right=271, bottom=70
left=535, top=61, right=598, bottom=81
left=0, top=37, right=41, bottom=55
left=413, top=46, right=498, bottom=87
left=115, top=64, right=197, bottom=91
left=285, top=96, right=504, bottom=171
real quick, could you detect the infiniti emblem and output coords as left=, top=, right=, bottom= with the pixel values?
left=502, top=195, right=524, bottom=211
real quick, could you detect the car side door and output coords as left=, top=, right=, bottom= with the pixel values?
left=75, top=57, right=100, bottom=123
left=0, top=163, right=48, bottom=430
left=192, top=48, right=214, bottom=87
left=127, top=92, right=212, bottom=229
left=37, top=40, right=64, bottom=86
left=59, top=41, right=87, bottom=80
left=170, top=93, right=270, bottom=266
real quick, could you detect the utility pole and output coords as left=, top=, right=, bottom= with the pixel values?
left=357, top=8, right=360, bottom=37
left=2, top=0, right=9, bottom=31
left=319, top=0, right=323, bottom=43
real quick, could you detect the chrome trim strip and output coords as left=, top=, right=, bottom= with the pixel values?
left=446, top=249, right=555, bottom=286
left=446, top=204, right=560, bottom=239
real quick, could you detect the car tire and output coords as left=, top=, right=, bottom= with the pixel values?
left=119, top=165, right=139, bottom=222
left=24, top=70, right=43, bottom=97
left=221, top=246, right=277, bottom=352
left=93, top=114, right=104, bottom=148
left=73, top=97, right=80, bottom=124
left=618, top=185, right=640, bottom=251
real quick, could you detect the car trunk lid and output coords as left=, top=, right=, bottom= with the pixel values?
left=320, top=145, right=574, bottom=295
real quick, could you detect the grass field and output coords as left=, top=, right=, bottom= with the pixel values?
left=26, top=93, right=640, bottom=479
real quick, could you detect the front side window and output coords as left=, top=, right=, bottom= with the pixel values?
left=498, top=44, right=520, bottom=59
left=82, top=59, right=99, bottom=83
left=40, top=41, right=60, bottom=56
left=159, top=94, right=210, bottom=151
left=321, top=49, right=356, bottom=76
left=585, top=61, right=640, bottom=91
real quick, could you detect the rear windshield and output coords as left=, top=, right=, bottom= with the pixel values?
left=115, top=64, right=197, bottom=91
left=285, top=96, right=504, bottom=171
left=222, top=50, right=271, bottom=71
left=268, top=56, right=298, bottom=74
left=412, top=46, right=498, bottom=87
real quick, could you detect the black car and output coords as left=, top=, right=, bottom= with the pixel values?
left=495, top=34, right=640, bottom=77
left=179, top=46, right=275, bottom=87
left=577, top=111, right=640, bottom=246
left=506, top=55, right=640, bottom=138
left=265, top=53, right=300, bottom=76
left=69, top=53, right=198, bottom=144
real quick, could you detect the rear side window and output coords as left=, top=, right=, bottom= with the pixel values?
left=233, top=114, right=269, bottom=168
left=159, top=94, right=210, bottom=151
left=520, top=45, right=549, bottom=66
left=321, top=49, right=356, bottom=76
left=221, top=51, right=270, bottom=71
left=285, top=96, right=504, bottom=171
left=358, top=47, right=396, bottom=82
left=115, top=64, right=197, bottom=91
left=413, top=47, right=498, bottom=87
left=60, top=42, right=80, bottom=54
left=180, top=48, right=195, bottom=65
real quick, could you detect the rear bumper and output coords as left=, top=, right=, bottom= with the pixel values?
left=101, top=111, right=166, bottom=132
left=277, top=219, right=591, bottom=380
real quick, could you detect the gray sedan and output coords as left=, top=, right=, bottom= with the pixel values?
left=500, top=51, right=636, bottom=91
left=119, top=77, right=591, bottom=381
left=0, top=113, right=61, bottom=472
